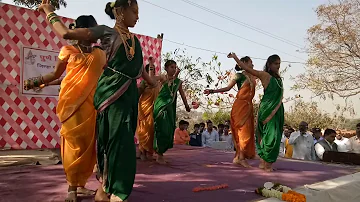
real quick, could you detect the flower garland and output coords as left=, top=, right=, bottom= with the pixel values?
left=192, top=184, right=228, bottom=192
left=255, top=182, right=306, bottom=202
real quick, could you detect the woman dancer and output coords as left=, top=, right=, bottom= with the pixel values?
left=38, top=0, right=157, bottom=201
left=136, top=58, right=158, bottom=161
left=204, top=56, right=256, bottom=167
left=227, top=53, right=284, bottom=172
left=153, top=60, right=191, bottom=164
left=24, top=15, right=106, bottom=202
left=136, top=58, right=180, bottom=161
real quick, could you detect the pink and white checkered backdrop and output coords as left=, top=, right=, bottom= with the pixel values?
left=0, top=3, right=162, bottom=149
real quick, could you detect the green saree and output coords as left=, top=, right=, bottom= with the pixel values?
left=91, top=26, right=143, bottom=201
left=153, top=78, right=181, bottom=154
left=255, top=77, right=284, bottom=163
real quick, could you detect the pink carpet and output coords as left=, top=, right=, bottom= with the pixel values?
left=0, top=145, right=357, bottom=202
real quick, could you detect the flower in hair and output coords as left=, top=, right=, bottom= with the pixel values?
left=110, top=2, right=116, bottom=8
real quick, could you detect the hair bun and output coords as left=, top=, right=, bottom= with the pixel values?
left=105, top=2, right=115, bottom=19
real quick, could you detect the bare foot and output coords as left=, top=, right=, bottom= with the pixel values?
left=233, top=158, right=252, bottom=168
left=95, top=188, right=109, bottom=202
left=65, top=191, right=77, bottom=202
left=77, top=187, right=95, bottom=196
left=156, top=155, right=166, bottom=165
left=110, top=194, right=127, bottom=202
left=259, top=159, right=265, bottom=169
left=264, top=162, right=274, bottom=172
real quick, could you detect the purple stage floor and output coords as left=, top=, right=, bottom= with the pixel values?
left=0, top=145, right=358, bottom=202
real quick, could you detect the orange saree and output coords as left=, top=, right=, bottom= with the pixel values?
left=231, top=73, right=256, bottom=159
left=136, top=81, right=159, bottom=155
left=56, top=45, right=106, bottom=187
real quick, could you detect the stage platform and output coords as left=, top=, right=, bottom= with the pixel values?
left=0, top=145, right=358, bottom=202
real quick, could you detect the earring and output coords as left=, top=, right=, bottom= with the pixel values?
left=121, top=13, right=124, bottom=21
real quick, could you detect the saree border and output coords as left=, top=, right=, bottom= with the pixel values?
left=97, top=67, right=143, bottom=113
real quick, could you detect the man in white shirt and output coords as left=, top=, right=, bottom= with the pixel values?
left=202, top=120, right=219, bottom=147
left=315, top=129, right=338, bottom=160
left=289, top=121, right=316, bottom=161
left=349, top=123, right=360, bottom=154
left=221, top=125, right=234, bottom=150
left=334, top=133, right=350, bottom=152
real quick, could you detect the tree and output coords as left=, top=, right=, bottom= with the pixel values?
left=13, top=0, right=66, bottom=9
left=284, top=100, right=347, bottom=129
left=162, top=49, right=207, bottom=109
left=293, top=0, right=360, bottom=100
left=202, top=110, right=230, bottom=126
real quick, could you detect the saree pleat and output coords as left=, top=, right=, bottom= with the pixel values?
left=231, top=73, right=256, bottom=159
left=94, top=35, right=143, bottom=201
left=136, top=83, right=159, bottom=154
left=255, top=77, right=284, bottom=163
left=153, top=79, right=181, bottom=154
left=57, top=46, right=106, bottom=186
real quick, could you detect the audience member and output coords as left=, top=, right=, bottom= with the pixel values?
left=189, top=124, right=202, bottom=147
left=349, top=123, right=360, bottom=154
left=221, top=125, right=233, bottom=150
left=315, top=128, right=338, bottom=160
left=312, top=128, right=323, bottom=144
left=202, top=120, right=219, bottom=147
left=284, top=127, right=295, bottom=158
left=334, top=132, right=350, bottom=152
left=289, top=121, right=316, bottom=160
left=173, top=120, right=190, bottom=145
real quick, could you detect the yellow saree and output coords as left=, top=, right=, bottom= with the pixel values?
left=56, top=45, right=106, bottom=187
left=136, top=81, right=159, bottom=155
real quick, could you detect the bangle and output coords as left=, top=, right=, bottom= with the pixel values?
left=46, top=12, right=56, bottom=19
left=50, top=17, right=61, bottom=25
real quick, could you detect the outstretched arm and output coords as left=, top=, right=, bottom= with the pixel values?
left=227, top=53, right=270, bottom=85
left=142, top=70, right=157, bottom=87
left=204, top=77, right=236, bottom=95
left=44, top=77, right=63, bottom=87
left=178, top=82, right=191, bottom=112
left=38, top=0, right=97, bottom=41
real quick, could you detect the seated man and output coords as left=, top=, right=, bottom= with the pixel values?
left=315, top=128, right=338, bottom=160
left=173, top=120, right=190, bottom=145
left=189, top=124, right=202, bottom=147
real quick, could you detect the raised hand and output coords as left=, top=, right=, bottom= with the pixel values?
left=227, top=52, right=237, bottom=59
left=38, top=0, right=55, bottom=13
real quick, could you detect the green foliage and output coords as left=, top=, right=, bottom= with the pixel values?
left=13, top=0, right=67, bottom=9
left=284, top=100, right=347, bottom=129
left=202, top=110, right=230, bottom=126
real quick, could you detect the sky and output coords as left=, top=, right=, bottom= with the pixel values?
left=3, top=0, right=360, bottom=118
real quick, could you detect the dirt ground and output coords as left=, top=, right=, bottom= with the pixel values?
left=0, top=148, right=61, bottom=167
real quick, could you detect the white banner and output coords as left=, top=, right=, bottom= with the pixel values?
left=20, top=46, right=65, bottom=97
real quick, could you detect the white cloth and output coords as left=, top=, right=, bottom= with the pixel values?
left=221, top=134, right=234, bottom=150
left=288, top=131, right=316, bottom=160
left=334, top=137, right=350, bottom=152
left=279, top=133, right=286, bottom=157
left=314, top=139, right=335, bottom=160
left=202, top=129, right=219, bottom=147
left=349, top=136, right=360, bottom=154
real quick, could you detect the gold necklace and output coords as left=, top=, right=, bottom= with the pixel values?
left=114, top=25, right=135, bottom=61
left=166, top=75, right=176, bottom=96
